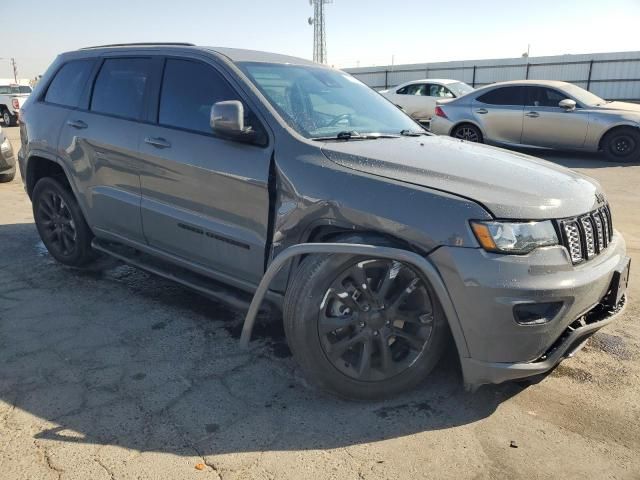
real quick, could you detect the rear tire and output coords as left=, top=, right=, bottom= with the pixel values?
left=283, top=248, right=447, bottom=400
left=32, top=177, right=96, bottom=267
left=601, top=127, right=640, bottom=163
left=2, top=109, right=16, bottom=127
left=452, top=123, right=483, bottom=143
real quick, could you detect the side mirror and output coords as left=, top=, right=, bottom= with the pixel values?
left=211, top=100, right=245, bottom=134
left=559, top=98, right=576, bottom=111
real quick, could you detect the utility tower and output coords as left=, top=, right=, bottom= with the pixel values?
left=11, top=58, right=18, bottom=83
left=308, top=0, right=332, bottom=64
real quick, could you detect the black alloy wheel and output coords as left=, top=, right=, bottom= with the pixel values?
left=32, top=177, right=96, bottom=267
left=452, top=124, right=482, bottom=143
left=317, top=259, right=435, bottom=382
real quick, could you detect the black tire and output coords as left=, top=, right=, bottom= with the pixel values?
left=2, top=109, right=16, bottom=127
left=283, top=238, right=447, bottom=400
left=0, top=170, right=15, bottom=183
left=601, top=127, right=640, bottom=163
left=451, top=123, right=483, bottom=143
left=32, top=176, right=96, bottom=267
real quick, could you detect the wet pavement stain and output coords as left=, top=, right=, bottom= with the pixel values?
left=374, top=401, right=439, bottom=419
left=589, top=333, right=634, bottom=360
left=553, top=364, right=594, bottom=383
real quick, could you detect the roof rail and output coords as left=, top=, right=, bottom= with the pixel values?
left=80, top=42, right=195, bottom=50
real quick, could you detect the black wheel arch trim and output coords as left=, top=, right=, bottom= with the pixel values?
left=25, top=150, right=93, bottom=232
left=25, top=150, right=71, bottom=194
left=239, top=242, right=471, bottom=361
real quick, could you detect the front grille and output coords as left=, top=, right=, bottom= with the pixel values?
left=560, top=204, right=613, bottom=264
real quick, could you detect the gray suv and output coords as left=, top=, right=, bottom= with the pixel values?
left=18, top=44, right=630, bottom=400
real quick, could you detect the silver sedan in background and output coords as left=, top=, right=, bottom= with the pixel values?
left=430, top=80, right=640, bottom=162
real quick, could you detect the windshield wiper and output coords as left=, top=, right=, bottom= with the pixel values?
left=399, top=129, right=429, bottom=136
left=312, top=131, right=400, bottom=141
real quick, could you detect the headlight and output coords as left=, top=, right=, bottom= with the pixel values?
left=0, top=137, right=11, bottom=154
left=470, top=220, right=558, bottom=254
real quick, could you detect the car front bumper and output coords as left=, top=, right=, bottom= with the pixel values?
left=429, top=232, right=629, bottom=388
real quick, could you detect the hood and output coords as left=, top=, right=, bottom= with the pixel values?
left=597, top=101, right=640, bottom=113
left=321, top=135, right=603, bottom=220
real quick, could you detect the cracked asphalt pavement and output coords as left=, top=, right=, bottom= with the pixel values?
left=1, top=126, right=639, bottom=479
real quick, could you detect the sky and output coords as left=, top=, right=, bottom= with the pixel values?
left=2, top=0, right=640, bottom=79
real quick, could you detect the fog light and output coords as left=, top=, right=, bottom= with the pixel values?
left=513, top=302, right=563, bottom=325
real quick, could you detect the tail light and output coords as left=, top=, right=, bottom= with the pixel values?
left=435, top=106, right=447, bottom=119
left=11, top=98, right=20, bottom=110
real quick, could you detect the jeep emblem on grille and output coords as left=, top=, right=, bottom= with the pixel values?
left=595, top=192, right=606, bottom=205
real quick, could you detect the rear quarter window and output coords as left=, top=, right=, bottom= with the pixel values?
left=44, top=59, right=94, bottom=108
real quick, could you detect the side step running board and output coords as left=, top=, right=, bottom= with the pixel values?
left=91, top=239, right=254, bottom=312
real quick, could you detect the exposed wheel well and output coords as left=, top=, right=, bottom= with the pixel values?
left=306, top=225, right=413, bottom=251
left=26, top=156, right=70, bottom=197
left=598, top=125, right=640, bottom=151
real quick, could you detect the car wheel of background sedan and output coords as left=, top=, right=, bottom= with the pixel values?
left=452, top=124, right=483, bottom=143
left=32, top=177, right=96, bottom=267
left=283, top=252, right=447, bottom=400
left=601, top=127, right=640, bottom=163
left=2, top=110, right=14, bottom=127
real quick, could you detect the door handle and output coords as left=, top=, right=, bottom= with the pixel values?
left=475, top=108, right=488, bottom=114
left=525, top=111, right=540, bottom=118
left=144, top=137, right=171, bottom=149
left=67, top=119, right=88, bottom=129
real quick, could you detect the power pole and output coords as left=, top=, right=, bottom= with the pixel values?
left=308, top=0, right=332, bottom=64
left=11, top=58, right=17, bottom=83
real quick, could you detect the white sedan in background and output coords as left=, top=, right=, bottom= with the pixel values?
left=380, top=79, right=474, bottom=123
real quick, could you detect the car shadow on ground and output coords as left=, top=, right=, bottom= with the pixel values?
left=0, top=222, right=530, bottom=457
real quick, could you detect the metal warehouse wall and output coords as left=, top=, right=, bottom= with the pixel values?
left=344, top=51, right=640, bottom=101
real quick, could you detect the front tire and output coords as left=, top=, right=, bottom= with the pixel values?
left=452, top=123, right=483, bottom=143
left=284, top=253, right=447, bottom=400
left=601, top=127, right=640, bottom=163
left=32, top=177, right=96, bottom=267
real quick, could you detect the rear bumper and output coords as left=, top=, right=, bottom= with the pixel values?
left=429, top=116, right=454, bottom=136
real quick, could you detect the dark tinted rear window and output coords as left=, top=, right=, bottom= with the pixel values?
left=90, top=58, right=153, bottom=120
left=45, top=60, right=94, bottom=108
left=159, top=58, right=264, bottom=137
left=476, top=86, right=524, bottom=106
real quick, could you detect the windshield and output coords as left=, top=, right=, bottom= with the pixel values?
left=448, top=81, right=474, bottom=97
left=239, top=62, right=419, bottom=139
left=0, top=85, right=32, bottom=94
left=560, top=83, right=606, bottom=106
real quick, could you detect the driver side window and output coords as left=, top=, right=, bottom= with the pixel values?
left=159, top=58, right=264, bottom=137
left=526, top=87, right=568, bottom=107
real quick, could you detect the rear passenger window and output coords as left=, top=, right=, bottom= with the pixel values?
left=476, top=86, right=524, bottom=106
left=159, top=59, right=245, bottom=134
left=45, top=60, right=94, bottom=108
left=90, top=58, right=153, bottom=120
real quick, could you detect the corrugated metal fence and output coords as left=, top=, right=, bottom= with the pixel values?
left=344, top=51, right=640, bottom=101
